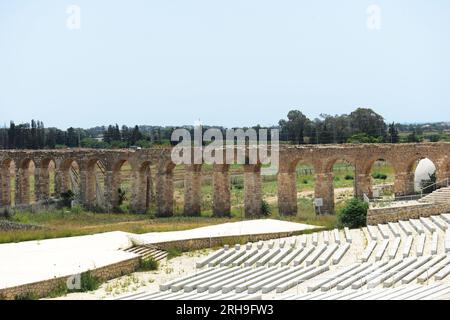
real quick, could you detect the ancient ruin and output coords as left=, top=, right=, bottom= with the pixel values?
left=1, top=143, right=449, bottom=217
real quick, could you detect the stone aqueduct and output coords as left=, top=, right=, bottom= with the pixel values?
left=1, top=143, right=450, bottom=217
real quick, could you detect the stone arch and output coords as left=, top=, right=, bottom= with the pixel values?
left=109, top=158, right=135, bottom=212
left=58, top=158, right=81, bottom=199
left=38, top=158, right=57, bottom=200
left=130, top=160, right=155, bottom=213
left=360, top=156, right=397, bottom=198
left=15, top=158, right=37, bottom=205
left=83, top=157, right=107, bottom=209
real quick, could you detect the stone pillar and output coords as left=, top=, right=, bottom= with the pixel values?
left=244, top=164, right=262, bottom=217
left=156, top=167, right=174, bottom=217
left=35, top=165, right=50, bottom=202
left=314, top=172, right=334, bottom=214
left=277, top=171, right=297, bottom=216
left=355, top=173, right=372, bottom=198
left=79, top=165, right=96, bottom=208
left=0, top=166, right=11, bottom=207
left=130, top=169, right=144, bottom=213
left=394, top=172, right=415, bottom=196
left=104, top=170, right=120, bottom=211
left=213, top=165, right=231, bottom=217
left=16, top=166, right=30, bottom=205
left=184, top=165, right=202, bottom=216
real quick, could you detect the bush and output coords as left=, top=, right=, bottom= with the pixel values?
left=138, top=257, right=159, bottom=271
left=261, top=200, right=272, bottom=216
left=337, top=198, right=368, bottom=229
left=166, top=247, right=183, bottom=259
left=372, top=172, right=387, bottom=180
left=79, top=271, right=101, bottom=292
left=344, top=175, right=354, bottom=180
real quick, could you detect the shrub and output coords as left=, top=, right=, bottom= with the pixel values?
left=372, top=172, right=387, bottom=180
left=60, top=190, right=74, bottom=208
left=138, top=257, right=159, bottom=271
left=337, top=197, right=368, bottom=229
left=79, top=271, right=101, bottom=292
left=166, top=247, right=183, bottom=259
left=344, top=175, right=354, bottom=180
left=261, top=200, right=272, bottom=216
left=302, top=179, right=309, bottom=184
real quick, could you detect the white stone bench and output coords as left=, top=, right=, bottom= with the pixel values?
left=435, top=264, right=450, bottom=280
left=388, top=222, right=401, bottom=238
left=293, top=246, right=315, bottom=266
left=207, top=267, right=262, bottom=293
left=247, top=267, right=298, bottom=294
left=312, top=232, right=319, bottom=245
left=417, top=257, right=450, bottom=283
left=430, top=215, right=447, bottom=231
left=221, top=267, right=275, bottom=293
left=377, top=224, right=390, bottom=239
left=367, top=257, right=417, bottom=289
left=244, top=249, right=270, bottom=267
left=232, top=249, right=259, bottom=266
left=280, top=247, right=304, bottom=266
left=388, top=237, right=401, bottom=259
left=398, top=220, right=414, bottom=236
left=220, top=249, right=247, bottom=266
left=256, top=248, right=281, bottom=267
left=332, top=243, right=350, bottom=264
left=383, top=256, right=432, bottom=287
left=208, top=249, right=236, bottom=267
left=344, top=227, right=352, bottom=243
left=420, top=217, right=436, bottom=233
left=337, top=261, right=387, bottom=290
left=440, top=213, right=450, bottom=224
left=196, top=249, right=227, bottom=268
left=409, top=219, right=425, bottom=234
left=318, top=244, right=339, bottom=265
left=367, top=225, right=379, bottom=241
left=306, top=263, right=359, bottom=292
left=333, top=229, right=341, bottom=244
left=276, top=265, right=329, bottom=293
left=196, top=266, right=253, bottom=293
left=234, top=266, right=289, bottom=293
left=261, top=265, right=316, bottom=293
left=445, top=229, right=450, bottom=253
left=360, top=241, right=377, bottom=262
left=401, top=255, right=446, bottom=285
left=402, top=235, right=414, bottom=258
left=416, top=233, right=426, bottom=257
left=160, top=267, right=218, bottom=291
left=430, top=232, right=439, bottom=255
left=268, top=249, right=292, bottom=267
left=323, top=231, right=330, bottom=244
left=375, top=239, right=389, bottom=261
left=183, top=266, right=241, bottom=292
left=352, top=259, right=402, bottom=289
left=305, top=245, right=327, bottom=266
left=320, top=263, right=372, bottom=291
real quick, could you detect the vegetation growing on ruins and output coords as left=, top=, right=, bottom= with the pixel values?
left=337, top=198, right=369, bottom=229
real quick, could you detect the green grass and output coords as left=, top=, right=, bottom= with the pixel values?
left=138, top=257, right=159, bottom=271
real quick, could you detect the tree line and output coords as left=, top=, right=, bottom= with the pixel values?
left=1, top=108, right=449, bottom=149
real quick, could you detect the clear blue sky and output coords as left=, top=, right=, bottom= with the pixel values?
left=0, top=0, right=449, bottom=129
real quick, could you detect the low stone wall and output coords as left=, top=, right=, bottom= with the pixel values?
left=153, top=230, right=320, bottom=251
left=367, top=202, right=450, bottom=225
left=0, top=257, right=140, bottom=300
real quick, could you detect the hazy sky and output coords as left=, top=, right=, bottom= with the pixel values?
left=0, top=0, right=449, bottom=129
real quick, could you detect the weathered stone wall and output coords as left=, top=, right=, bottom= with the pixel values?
left=0, top=257, right=140, bottom=300
left=367, top=202, right=450, bottom=225
left=0, top=143, right=449, bottom=217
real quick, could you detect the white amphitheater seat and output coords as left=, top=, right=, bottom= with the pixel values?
left=244, top=248, right=271, bottom=267
left=220, top=249, right=247, bottom=266
left=383, top=256, right=432, bottom=287
left=160, top=267, right=218, bottom=291
left=221, top=267, right=276, bottom=293
left=430, top=215, right=447, bottom=231
left=305, top=245, right=327, bottom=266
left=196, top=266, right=253, bottom=293
left=398, top=220, right=414, bottom=236
left=280, top=247, right=304, bottom=266
left=401, top=255, right=446, bottom=285
left=232, top=248, right=259, bottom=266
left=332, top=243, right=350, bottom=264
left=293, top=246, right=315, bottom=266
left=234, top=266, right=289, bottom=293
left=430, top=232, right=439, bottom=255
left=388, top=222, right=401, bottom=238
left=208, top=249, right=236, bottom=267
left=367, top=225, right=379, bottom=241
left=435, top=264, right=450, bottom=280
left=268, top=248, right=293, bottom=267
left=196, top=248, right=227, bottom=268
left=320, top=263, right=372, bottom=291
left=388, top=237, right=401, bottom=259
left=415, top=233, right=426, bottom=257
left=375, top=239, right=389, bottom=261
left=261, top=265, right=317, bottom=293
left=360, top=241, right=377, bottom=262
left=377, top=224, right=390, bottom=239
left=344, top=227, right=352, bottom=243
left=183, top=266, right=241, bottom=292
left=402, top=235, right=414, bottom=258
left=276, top=265, right=329, bottom=293
left=420, top=217, right=436, bottom=233
left=256, top=248, right=281, bottom=267
left=417, top=257, right=450, bottom=284
left=323, top=231, right=330, bottom=244
left=337, top=261, right=387, bottom=290
left=352, top=259, right=402, bottom=289
left=445, top=229, right=450, bottom=253
left=333, top=229, right=341, bottom=244
left=312, top=232, right=319, bottom=245
left=206, top=267, right=264, bottom=293
left=367, top=257, right=417, bottom=289
left=306, top=263, right=359, bottom=292
left=409, top=219, right=425, bottom=234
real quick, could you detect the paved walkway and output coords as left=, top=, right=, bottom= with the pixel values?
left=0, top=219, right=320, bottom=290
